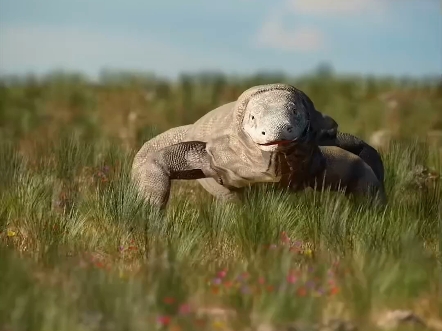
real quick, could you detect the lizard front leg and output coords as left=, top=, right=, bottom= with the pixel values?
left=197, top=178, right=243, bottom=203
left=131, top=141, right=223, bottom=209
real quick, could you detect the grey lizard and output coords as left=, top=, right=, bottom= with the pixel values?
left=132, top=83, right=386, bottom=208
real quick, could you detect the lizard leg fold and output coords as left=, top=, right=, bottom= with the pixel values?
left=131, top=141, right=223, bottom=209
left=318, top=131, right=385, bottom=184
left=309, top=146, right=387, bottom=206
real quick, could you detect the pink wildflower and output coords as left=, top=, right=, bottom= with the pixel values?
left=179, top=304, right=192, bottom=315
left=157, top=315, right=171, bottom=326
left=287, top=273, right=297, bottom=284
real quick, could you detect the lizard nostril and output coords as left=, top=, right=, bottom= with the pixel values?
left=287, top=126, right=293, bottom=133
left=261, top=131, right=266, bottom=135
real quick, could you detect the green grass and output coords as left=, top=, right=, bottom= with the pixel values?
left=0, top=134, right=441, bottom=331
left=0, top=71, right=441, bottom=330
left=1, top=71, right=441, bottom=150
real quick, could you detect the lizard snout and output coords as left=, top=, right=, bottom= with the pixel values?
left=260, top=124, right=294, bottom=137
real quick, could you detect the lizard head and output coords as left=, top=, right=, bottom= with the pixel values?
left=237, top=84, right=338, bottom=152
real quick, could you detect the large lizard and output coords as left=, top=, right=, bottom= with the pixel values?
left=132, top=83, right=386, bottom=208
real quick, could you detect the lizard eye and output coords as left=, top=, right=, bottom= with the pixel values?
left=251, top=115, right=255, bottom=120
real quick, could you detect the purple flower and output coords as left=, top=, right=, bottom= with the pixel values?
left=212, top=278, right=222, bottom=285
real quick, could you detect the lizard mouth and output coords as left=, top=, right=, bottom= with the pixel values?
left=259, top=140, right=293, bottom=146
left=258, top=123, right=311, bottom=147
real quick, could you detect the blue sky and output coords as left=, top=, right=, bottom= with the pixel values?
left=0, top=0, right=441, bottom=78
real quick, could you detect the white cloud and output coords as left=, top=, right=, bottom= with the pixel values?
left=254, top=19, right=325, bottom=52
left=253, top=0, right=389, bottom=53
left=0, top=25, right=243, bottom=78
left=287, top=0, right=386, bottom=16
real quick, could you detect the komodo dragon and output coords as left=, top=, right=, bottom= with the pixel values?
left=132, top=83, right=386, bottom=209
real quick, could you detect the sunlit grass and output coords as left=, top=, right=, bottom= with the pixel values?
left=0, top=134, right=440, bottom=331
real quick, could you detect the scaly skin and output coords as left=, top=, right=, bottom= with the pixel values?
left=132, top=83, right=337, bottom=208
left=132, top=83, right=385, bottom=209
left=318, top=131, right=385, bottom=186
left=132, top=141, right=221, bottom=207
left=305, top=146, right=386, bottom=204
left=274, top=142, right=386, bottom=205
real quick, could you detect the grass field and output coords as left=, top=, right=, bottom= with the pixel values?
left=0, top=73, right=441, bottom=331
